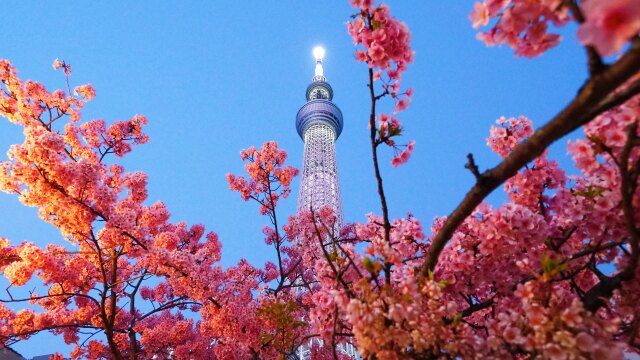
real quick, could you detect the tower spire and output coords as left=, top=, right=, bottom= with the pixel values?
left=305, top=47, right=334, bottom=102
left=313, top=46, right=326, bottom=81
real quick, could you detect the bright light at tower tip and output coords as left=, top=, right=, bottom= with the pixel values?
left=313, top=46, right=325, bottom=60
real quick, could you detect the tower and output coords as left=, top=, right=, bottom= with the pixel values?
left=294, top=47, right=356, bottom=360
left=296, top=47, right=344, bottom=226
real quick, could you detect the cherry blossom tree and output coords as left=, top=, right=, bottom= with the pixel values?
left=280, top=0, right=640, bottom=359
left=1, top=0, right=640, bottom=359
left=0, top=59, right=226, bottom=359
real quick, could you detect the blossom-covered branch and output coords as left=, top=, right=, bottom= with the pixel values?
left=423, top=38, right=640, bottom=273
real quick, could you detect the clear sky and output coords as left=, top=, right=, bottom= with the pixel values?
left=0, top=2, right=589, bottom=357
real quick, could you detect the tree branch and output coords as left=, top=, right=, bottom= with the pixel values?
left=423, top=40, right=640, bottom=275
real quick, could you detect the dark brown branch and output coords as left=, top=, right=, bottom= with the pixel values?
left=582, top=273, right=624, bottom=312
left=122, top=231, right=148, bottom=251
left=369, top=63, right=392, bottom=286
left=137, top=297, right=199, bottom=322
left=423, top=41, right=640, bottom=275
left=128, top=270, right=146, bottom=360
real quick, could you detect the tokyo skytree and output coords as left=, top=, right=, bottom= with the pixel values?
left=296, top=47, right=344, bottom=226
left=293, top=47, right=356, bottom=360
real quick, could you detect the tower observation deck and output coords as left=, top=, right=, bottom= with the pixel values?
left=296, top=46, right=344, bottom=226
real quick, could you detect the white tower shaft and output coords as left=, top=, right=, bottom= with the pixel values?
left=297, top=123, right=343, bottom=226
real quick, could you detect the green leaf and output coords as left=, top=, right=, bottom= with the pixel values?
left=571, top=185, right=604, bottom=199
left=451, top=312, right=463, bottom=325
left=260, top=333, right=274, bottom=345
left=542, top=254, right=568, bottom=277
left=362, top=257, right=382, bottom=275
left=327, top=248, right=339, bottom=262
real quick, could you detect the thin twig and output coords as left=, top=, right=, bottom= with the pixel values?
left=464, top=153, right=482, bottom=181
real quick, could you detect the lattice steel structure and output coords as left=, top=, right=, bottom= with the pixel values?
left=296, top=47, right=344, bottom=227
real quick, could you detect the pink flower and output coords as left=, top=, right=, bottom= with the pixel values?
left=545, top=344, right=567, bottom=360
left=406, top=140, right=415, bottom=152
left=52, top=58, right=71, bottom=76
left=391, top=140, right=415, bottom=167
left=73, top=84, right=96, bottom=101
left=575, top=332, right=594, bottom=352
left=405, top=87, right=413, bottom=99
left=368, top=42, right=387, bottom=65
left=391, top=81, right=400, bottom=94
left=528, top=304, right=547, bottom=327
left=350, top=0, right=374, bottom=11
left=52, top=58, right=63, bottom=70
left=514, top=283, right=534, bottom=300
left=139, top=286, right=153, bottom=300
left=387, top=68, right=401, bottom=80
left=355, top=50, right=368, bottom=62
left=477, top=28, right=498, bottom=46
left=603, top=127, right=626, bottom=147
left=393, top=98, right=409, bottom=113
left=595, top=195, right=615, bottom=211
left=470, top=2, right=490, bottom=29
left=503, top=326, right=522, bottom=344
left=577, top=0, right=640, bottom=56
left=486, top=0, right=510, bottom=15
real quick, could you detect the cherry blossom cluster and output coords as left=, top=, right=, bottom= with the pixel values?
left=347, top=2, right=416, bottom=167
left=486, top=115, right=534, bottom=158
left=227, top=141, right=299, bottom=216
left=442, top=106, right=638, bottom=357
left=470, top=0, right=640, bottom=58
left=484, top=282, right=624, bottom=359
left=470, top=0, right=569, bottom=57
left=569, top=97, right=639, bottom=174
left=377, top=113, right=415, bottom=167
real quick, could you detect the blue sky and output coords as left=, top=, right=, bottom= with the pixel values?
left=0, top=2, right=589, bottom=357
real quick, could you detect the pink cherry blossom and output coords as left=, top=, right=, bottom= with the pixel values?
left=471, top=0, right=569, bottom=57
left=470, top=2, right=490, bottom=29
left=577, top=0, right=640, bottom=56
